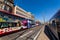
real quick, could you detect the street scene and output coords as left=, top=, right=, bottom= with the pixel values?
left=0, top=0, right=60, bottom=40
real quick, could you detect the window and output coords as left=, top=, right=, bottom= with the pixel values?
left=1, top=22, right=8, bottom=28
left=7, top=2, right=13, bottom=7
left=2, top=5, right=4, bottom=10
left=4, top=6, right=7, bottom=11
left=16, top=11, right=26, bottom=17
left=0, top=4, right=2, bottom=9
left=0, top=3, right=2, bottom=9
left=7, top=7, right=9, bottom=11
left=7, top=2, right=10, bottom=5
left=0, top=23, right=1, bottom=28
left=9, top=7, right=12, bottom=12
left=4, top=0, right=7, bottom=4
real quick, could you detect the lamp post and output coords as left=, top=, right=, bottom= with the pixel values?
left=42, top=13, right=45, bottom=25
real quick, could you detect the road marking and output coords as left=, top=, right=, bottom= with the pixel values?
left=20, top=30, right=33, bottom=38
left=33, top=27, right=43, bottom=40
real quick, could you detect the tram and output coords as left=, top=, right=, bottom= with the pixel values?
left=0, top=9, right=34, bottom=36
left=0, top=10, right=23, bottom=36
left=0, top=22, right=21, bottom=34
left=49, top=10, right=60, bottom=39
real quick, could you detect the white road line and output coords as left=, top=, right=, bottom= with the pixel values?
left=33, top=27, right=43, bottom=40
left=20, top=30, right=33, bottom=38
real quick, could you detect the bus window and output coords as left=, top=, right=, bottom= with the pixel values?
left=12, top=23, right=17, bottom=27
left=1, top=22, right=8, bottom=28
left=8, top=23, right=12, bottom=27
left=16, top=21, right=21, bottom=27
left=0, top=22, right=2, bottom=28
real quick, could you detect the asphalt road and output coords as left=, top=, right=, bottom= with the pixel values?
left=0, top=26, right=42, bottom=40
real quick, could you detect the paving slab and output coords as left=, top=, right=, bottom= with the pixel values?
left=37, top=26, right=50, bottom=40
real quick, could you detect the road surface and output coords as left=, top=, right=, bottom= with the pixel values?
left=0, top=26, right=42, bottom=40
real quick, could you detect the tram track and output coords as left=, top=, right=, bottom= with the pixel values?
left=0, top=29, right=28, bottom=40
left=9, top=27, right=36, bottom=40
left=15, top=26, right=41, bottom=40
left=12, top=30, right=27, bottom=40
left=26, top=27, right=41, bottom=40
left=0, top=26, right=42, bottom=40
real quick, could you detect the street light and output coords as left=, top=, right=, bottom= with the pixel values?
left=42, top=13, right=45, bottom=25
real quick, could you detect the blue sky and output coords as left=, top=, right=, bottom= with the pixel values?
left=14, top=0, right=60, bottom=22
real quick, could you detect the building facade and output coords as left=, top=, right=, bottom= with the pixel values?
left=13, top=5, right=34, bottom=20
left=0, top=0, right=14, bottom=13
left=0, top=0, right=34, bottom=23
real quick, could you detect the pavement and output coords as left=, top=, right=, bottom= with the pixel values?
left=37, top=25, right=50, bottom=40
